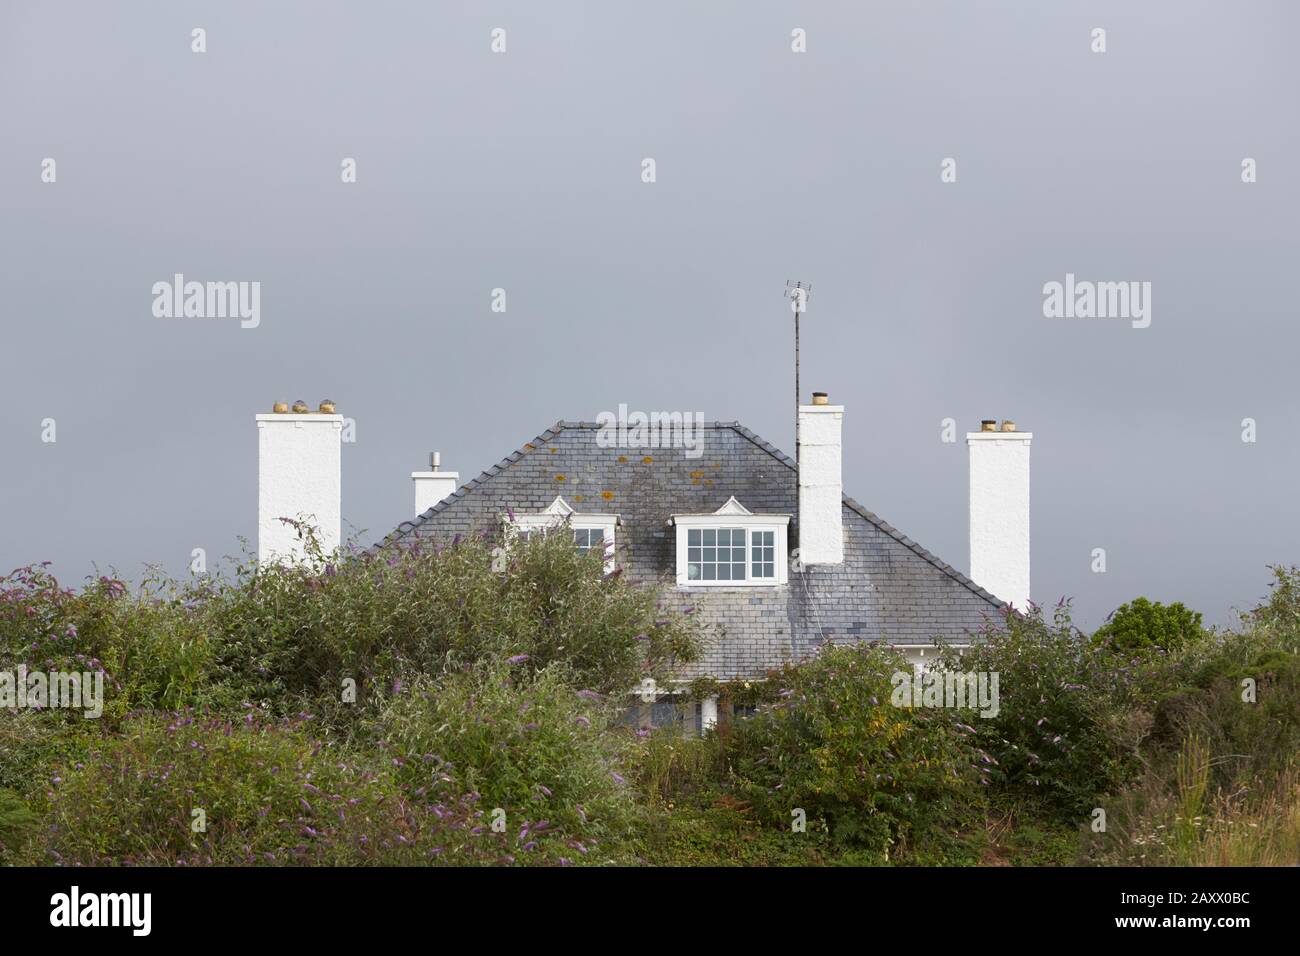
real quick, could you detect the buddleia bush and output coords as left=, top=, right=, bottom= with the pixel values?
left=1, top=530, right=701, bottom=726
left=375, top=661, right=639, bottom=864
left=941, top=602, right=1177, bottom=822
left=17, top=712, right=506, bottom=866
left=203, top=529, right=699, bottom=721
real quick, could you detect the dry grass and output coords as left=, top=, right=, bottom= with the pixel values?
left=1096, top=742, right=1300, bottom=866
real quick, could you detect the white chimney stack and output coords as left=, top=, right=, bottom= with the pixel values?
left=797, top=393, right=844, bottom=566
left=257, top=401, right=343, bottom=564
left=967, top=420, right=1031, bottom=610
left=411, top=451, right=459, bottom=516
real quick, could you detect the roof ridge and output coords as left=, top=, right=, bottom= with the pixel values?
left=556, top=420, right=743, bottom=430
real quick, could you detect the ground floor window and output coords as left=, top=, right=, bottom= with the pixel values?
left=618, top=696, right=701, bottom=735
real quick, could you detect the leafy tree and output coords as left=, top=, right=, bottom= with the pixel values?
left=1092, top=597, right=1203, bottom=654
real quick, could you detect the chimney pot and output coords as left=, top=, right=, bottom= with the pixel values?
left=291, top=400, right=309, bottom=414
left=319, top=399, right=336, bottom=414
left=272, top=401, right=289, bottom=414
left=1000, top=420, right=1016, bottom=432
left=811, top=392, right=829, bottom=406
left=980, top=419, right=997, bottom=432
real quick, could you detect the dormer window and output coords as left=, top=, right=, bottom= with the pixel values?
left=506, top=496, right=618, bottom=573
left=669, top=497, right=790, bottom=587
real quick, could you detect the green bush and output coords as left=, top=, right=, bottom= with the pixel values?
left=375, top=661, right=637, bottom=863
left=722, top=644, right=985, bottom=858
left=18, top=712, right=505, bottom=866
left=0, top=788, right=37, bottom=862
left=0, top=532, right=701, bottom=728
left=1237, top=565, right=1300, bottom=652
left=1152, top=641, right=1300, bottom=791
left=0, top=565, right=212, bottom=718
left=944, top=602, right=1181, bottom=822
left=1092, top=597, right=1203, bottom=654
left=638, top=803, right=833, bottom=866
left=202, top=531, right=699, bottom=722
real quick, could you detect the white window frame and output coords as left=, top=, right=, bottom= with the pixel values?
left=505, top=496, right=618, bottom=573
left=670, top=497, right=790, bottom=587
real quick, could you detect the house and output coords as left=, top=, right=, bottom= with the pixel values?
left=254, top=395, right=1032, bottom=731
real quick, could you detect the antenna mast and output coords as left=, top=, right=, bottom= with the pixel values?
left=784, top=280, right=812, bottom=478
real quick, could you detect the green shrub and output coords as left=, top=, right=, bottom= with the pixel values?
left=0, top=565, right=212, bottom=718
left=1152, top=641, right=1300, bottom=790
left=0, top=788, right=37, bottom=863
left=945, top=602, right=1180, bottom=822
left=638, top=803, right=833, bottom=866
left=722, top=644, right=985, bottom=858
left=202, top=531, right=699, bottom=722
left=375, top=661, right=637, bottom=863
left=0, top=533, right=702, bottom=731
left=18, top=712, right=504, bottom=866
left=1237, top=565, right=1300, bottom=652
left=1092, top=597, right=1203, bottom=654
left=628, top=730, right=726, bottom=806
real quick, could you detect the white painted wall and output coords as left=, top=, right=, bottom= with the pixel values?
left=411, top=470, right=459, bottom=516
left=797, top=403, right=844, bottom=565
left=257, top=413, right=343, bottom=564
left=967, top=430, right=1031, bottom=610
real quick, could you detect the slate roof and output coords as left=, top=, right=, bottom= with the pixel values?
left=376, top=421, right=1007, bottom=680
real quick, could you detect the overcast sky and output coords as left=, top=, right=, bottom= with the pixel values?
left=3, top=1, right=1297, bottom=631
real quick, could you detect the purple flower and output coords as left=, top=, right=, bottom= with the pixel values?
left=506, top=654, right=530, bottom=665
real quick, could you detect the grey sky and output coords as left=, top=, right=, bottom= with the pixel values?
left=3, top=1, right=1297, bottom=631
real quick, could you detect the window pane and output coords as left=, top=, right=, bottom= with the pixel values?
left=651, top=699, right=680, bottom=729
left=685, top=526, right=780, bottom=584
